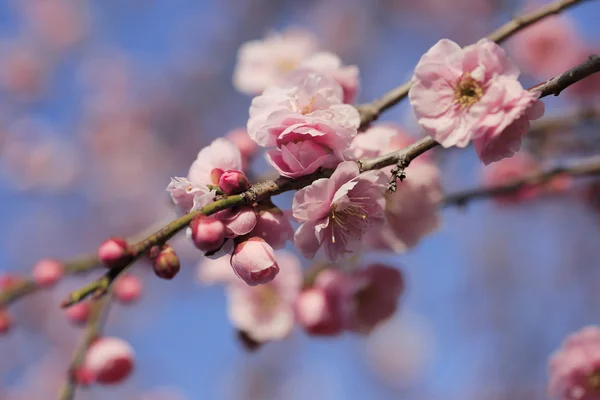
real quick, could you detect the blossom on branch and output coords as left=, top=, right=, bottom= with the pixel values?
left=292, top=161, right=387, bottom=261
left=297, top=52, right=360, bottom=103
left=409, top=38, right=544, bottom=164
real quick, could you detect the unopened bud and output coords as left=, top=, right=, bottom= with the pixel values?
left=152, top=245, right=180, bottom=280
left=231, top=237, right=279, bottom=286
left=114, top=274, right=143, bottom=304
left=0, top=273, right=21, bottom=290
left=65, top=302, right=90, bottom=325
left=218, top=170, right=250, bottom=195
left=188, top=215, right=226, bottom=253
left=84, top=337, right=134, bottom=385
left=98, top=238, right=131, bottom=269
left=32, top=259, right=64, bottom=287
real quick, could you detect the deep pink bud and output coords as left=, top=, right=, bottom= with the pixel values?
left=65, top=302, right=90, bottom=325
left=113, top=274, right=142, bottom=304
left=98, top=237, right=131, bottom=269
left=218, top=170, right=250, bottom=195
left=152, top=245, right=180, bottom=280
left=231, top=237, right=279, bottom=286
left=210, top=168, right=224, bottom=185
left=32, top=259, right=63, bottom=287
left=189, top=216, right=226, bottom=253
left=226, top=128, right=259, bottom=160
left=74, top=367, right=94, bottom=386
left=84, top=337, right=134, bottom=385
left=252, top=207, right=293, bottom=249
left=296, top=287, right=344, bottom=336
left=0, top=310, right=12, bottom=334
left=0, top=273, right=21, bottom=289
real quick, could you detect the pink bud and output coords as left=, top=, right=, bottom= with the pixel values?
left=231, top=237, right=279, bottom=286
left=189, top=216, right=226, bottom=253
left=226, top=128, right=258, bottom=160
left=296, top=288, right=344, bottom=336
left=210, top=168, right=224, bottom=185
left=74, top=367, right=94, bottom=386
left=113, top=274, right=143, bottom=304
left=0, top=310, right=12, bottom=334
left=218, top=206, right=258, bottom=237
left=218, top=170, right=250, bottom=195
left=0, top=273, right=21, bottom=289
left=98, top=237, right=131, bottom=269
left=65, top=302, right=90, bottom=325
left=152, top=245, right=180, bottom=280
left=84, top=337, right=134, bottom=385
left=252, top=208, right=293, bottom=249
left=32, top=259, right=63, bottom=287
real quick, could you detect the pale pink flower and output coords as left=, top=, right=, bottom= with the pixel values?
left=166, top=177, right=214, bottom=214
left=252, top=206, right=294, bottom=249
left=197, top=255, right=237, bottom=285
left=293, top=161, right=387, bottom=261
left=347, top=264, right=404, bottom=334
left=233, top=28, right=318, bottom=95
left=348, top=123, right=413, bottom=160
left=298, top=52, right=360, bottom=103
left=509, top=15, right=585, bottom=78
left=549, top=326, right=600, bottom=400
left=84, top=337, right=134, bottom=385
left=188, top=138, right=243, bottom=186
left=231, top=237, right=279, bottom=286
left=409, top=38, right=541, bottom=156
left=226, top=251, right=302, bottom=342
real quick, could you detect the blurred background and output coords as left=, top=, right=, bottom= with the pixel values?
left=0, top=0, right=599, bottom=399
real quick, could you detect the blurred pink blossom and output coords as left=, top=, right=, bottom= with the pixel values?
left=549, top=326, right=600, bottom=400
left=188, top=138, right=243, bottom=186
left=233, top=28, right=319, bottom=95
left=197, top=254, right=237, bottom=285
left=0, top=41, right=46, bottom=99
left=298, top=52, right=360, bottom=103
left=481, top=152, right=540, bottom=204
left=31, top=259, right=63, bottom=287
left=84, top=336, right=135, bottom=385
left=226, top=251, right=302, bottom=343
left=293, top=161, right=387, bottom=261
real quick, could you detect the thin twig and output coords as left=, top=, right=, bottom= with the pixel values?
left=443, top=156, right=600, bottom=206
left=357, top=0, right=591, bottom=128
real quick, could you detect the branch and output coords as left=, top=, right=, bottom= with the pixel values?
left=443, top=156, right=600, bottom=206
left=357, top=0, right=591, bottom=128
left=58, top=294, right=112, bottom=400
left=528, top=106, right=600, bottom=137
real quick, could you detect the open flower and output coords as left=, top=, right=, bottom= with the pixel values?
left=188, top=138, right=242, bottom=186
left=409, top=38, right=542, bottom=163
left=297, top=52, right=360, bottom=103
left=233, top=28, right=318, bottom=95
left=226, top=251, right=302, bottom=343
left=292, top=161, right=387, bottom=261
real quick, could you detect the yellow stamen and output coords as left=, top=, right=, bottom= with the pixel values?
left=453, top=72, right=484, bottom=109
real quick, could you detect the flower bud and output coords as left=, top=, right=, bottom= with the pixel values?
left=231, top=237, right=279, bottom=286
left=73, top=367, right=94, bottom=386
left=84, top=337, right=134, bottom=385
left=98, top=237, right=131, bottom=269
left=114, top=274, right=142, bottom=304
left=65, top=302, right=90, bottom=325
left=252, top=207, right=293, bottom=249
left=188, top=216, right=226, bottom=253
left=0, top=273, right=21, bottom=290
left=0, top=309, right=12, bottom=334
left=296, top=287, right=344, bottom=336
left=152, top=245, right=180, bottom=280
left=218, top=170, right=250, bottom=195
left=32, top=259, right=63, bottom=287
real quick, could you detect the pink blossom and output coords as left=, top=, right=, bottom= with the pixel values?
left=32, top=259, right=63, bottom=287
left=226, top=251, right=302, bottom=342
left=188, top=215, right=226, bottom=253
left=188, top=138, right=243, bottom=186
left=481, top=152, right=540, bottom=204
left=251, top=206, right=294, bottom=249
left=197, top=255, right=237, bottom=285
left=231, top=237, right=279, bottom=286
left=298, top=52, right=360, bottom=103
left=113, top=274, right=143, bottom=304
left=84, top=337, right=134, bottom=385
left=509, top=15, right=585, bottom=78
left=349, top=123, right=413, bottom=160
left=409, top=38, right=541, bottom=157
left=64, top=302, right=90, bottom=325
left=347, top=264, right=404, bottom=334
left=549, top=326, right=600, bottom=400
left=166, top=177, right=215, bottom=214
left=293, top=161, right=387, bottom=261
left=216, top=206, right=258, bottom=238
left=233, top=28, right=318, bottom=95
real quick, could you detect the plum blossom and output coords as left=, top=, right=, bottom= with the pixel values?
left=166, top=177, right=214, bottom=214
left=188, top=138, right=243, bottom=187
left=84, top=337, right=134, bottom=385
left=297, top=52, right=360, bottom=103
left=509, top=15, right=585, bottom=78
left=233, top=28, right=318, bottom=95
left=293, top=161, right=387, bottom=261
left=231, top=237, right=280, bottom=286
left=549, top=326, right=600, bottom=400
left=251, top=205, right=294, bottom=249
left=248, top=72, right=359, bottom=177
left=350, top=124, right=442, bottom=253
left=409, top=38, right=544, bottom=164
left=226, top=251, right=302, bottom=343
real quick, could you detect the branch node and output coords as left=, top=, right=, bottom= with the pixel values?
left=387, top=158, right=409, bottom=193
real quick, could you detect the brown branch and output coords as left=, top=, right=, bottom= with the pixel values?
left=357, top=0, right=591, bottom=128
left=58, top=294, right=112, bottom=400
left=528, top=107, right=600, bottom=137
left=60, top=55, right=600, bottom=308
left=443, top=156, right=600, bottom=206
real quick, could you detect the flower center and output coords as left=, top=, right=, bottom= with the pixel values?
left=454, top=72, right=484, bottom=109
left=330, top=203, right=368, bottom=244
left=300, top=96, right=316, bottom=115
left=277, top=58, right=298, bottom=73
left=256, top=285, right=279, bottom=312
left=588, top=370, right=600, bottom=391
